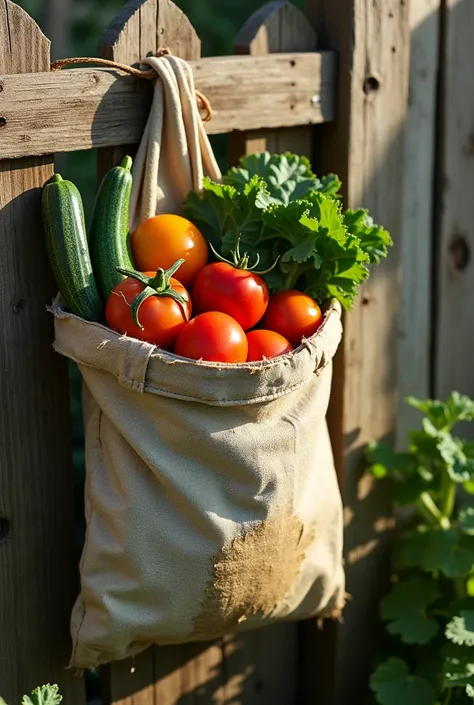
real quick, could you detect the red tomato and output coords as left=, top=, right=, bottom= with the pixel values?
left=246, top=330, right=293, bottom=361
left=192, top=262, right=269, bottom=331
left=261, top=290, right=323, bottom=346
left=106, top=272, right=191, bottom=349
left=174, top=312, right=248, bottom=363
left=131, top=214, right=208, bottom=288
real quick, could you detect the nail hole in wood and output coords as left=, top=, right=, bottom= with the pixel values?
left=0, top=517, right=10, bottom=545
left=290, top=59, right=296, bottom=67
left=0, top=117, right=6, bottom=128
left=12, top=298, right=26, bottom=314
left=449, top=234, right=470, bottom=273
left=362, top=296, right=370, bottom=306
left=392, top=46, right=397, bottom=54
left=363, top=76, right=380, bottom=94
left=290, top=104, right=295, bottom=110
left=159, top=26, right=165, bottom=35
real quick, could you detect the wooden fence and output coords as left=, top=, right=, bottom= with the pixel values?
left=0, top=0, right=412, bottom=703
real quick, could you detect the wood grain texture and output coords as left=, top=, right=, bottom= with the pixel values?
left=434, top=0, right=474, bottom=407
left=230, top=1, right=317, bottom=158
left=396, top=0, right=440, bottom=447
left=307, top=0, right=410, bottom=703
left=0, top=51, right=336, bottom=159
left=0, top=2, right=84, bottom=703
left=229, top=4, right=316, bottom=704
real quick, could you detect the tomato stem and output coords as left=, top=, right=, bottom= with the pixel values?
left=209, top=240, right=279, bottom=275
left=116, top=259, right=189, bottom=330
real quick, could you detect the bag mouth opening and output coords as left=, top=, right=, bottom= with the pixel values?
left=51, top=295, right=342, bottom=372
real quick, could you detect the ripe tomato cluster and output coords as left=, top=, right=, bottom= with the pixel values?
left=106, top=214, right=324, bottom=363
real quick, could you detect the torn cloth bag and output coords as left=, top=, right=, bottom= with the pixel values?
left=52, top=300, right=345, bottom=669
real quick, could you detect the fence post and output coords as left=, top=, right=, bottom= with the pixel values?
left=0, top=2, right=84, bottom=702
left=229, top=0, right=316, bottom=161
left=306, top=0, right=411, bottom=703
left=433, top=0, right=474, bottom=405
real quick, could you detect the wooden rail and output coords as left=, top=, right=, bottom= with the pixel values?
left=0, top=52, right=336, bottom=158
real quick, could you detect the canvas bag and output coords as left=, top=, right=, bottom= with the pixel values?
left=52, top=54, right=346, bottom=670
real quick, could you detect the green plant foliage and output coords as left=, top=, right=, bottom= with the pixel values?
left=1, top=685, right=62, bottom=705
left=368, top=393, right=474, bottom=705
left=381, top=579, right=440, bottom=645
left=369, top=658, right=437, bottom=705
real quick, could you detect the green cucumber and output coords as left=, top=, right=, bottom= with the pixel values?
left=90, top=155, right=134, bottom=302
left=42, top=174, right=103, bottom=322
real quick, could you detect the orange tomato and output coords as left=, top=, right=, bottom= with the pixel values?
left=261, top=290, right=323, bottom=346
left=131, top=214, right=208, bottom=288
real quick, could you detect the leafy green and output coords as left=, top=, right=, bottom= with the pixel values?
left=446, top=612, right=474, bottom=647
left=22, top=686, right=62, bottom=705
left=184, top=151, right=391, bottom=309
left=343, top=209, right=392, bottom=264
left=224, top=151, right=341, bottom=204
left=183, top=176, right=268, bottom=253
left=370, top=658, right=437, bottom=705
left=380, top=579, right=440, bottom=644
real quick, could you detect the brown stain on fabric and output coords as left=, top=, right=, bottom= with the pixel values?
left=192, top=511, right=315, bottom=638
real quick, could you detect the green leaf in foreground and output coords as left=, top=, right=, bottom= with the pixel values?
left=370, top=658, right=436, bottom=705
left=380, top=578, right=440, bottom=644
left=446, top=611, right=474, bottom=647
left=22, top=685, right=62, bottom=705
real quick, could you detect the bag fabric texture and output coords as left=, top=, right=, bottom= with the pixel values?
left=52, top=54, right=346, bottom=669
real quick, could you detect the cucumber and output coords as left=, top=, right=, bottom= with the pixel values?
left=90, top=155, right=134, bottom=302
left=42, top=174, right=103, bottom=322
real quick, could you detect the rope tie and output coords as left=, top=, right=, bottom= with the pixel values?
left=50, top=49, right=213, bottom=122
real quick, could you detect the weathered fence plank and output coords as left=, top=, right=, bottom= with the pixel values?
left=0, top=51, right=336, bottom=159
left=229, top=5, right=317, bottom=703
left=230, top=0, right=316, bottom=159
left=396, top=0, right=440, bottom=446
left=306, top=1, right=410, bottom=704
left=0, top=2, right=84, bottom=703
left=434, top=0, right=474, bottom=406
